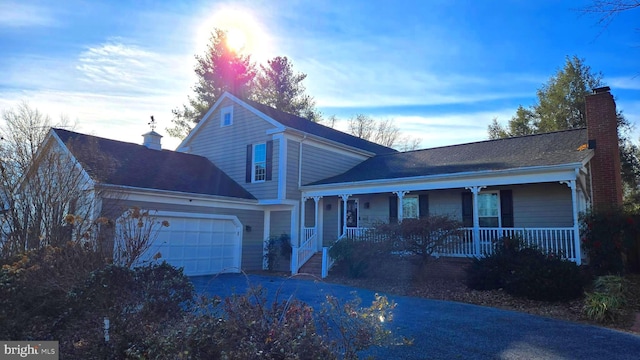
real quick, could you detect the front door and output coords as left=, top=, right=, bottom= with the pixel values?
left=340, top=199, right=359, bottom=233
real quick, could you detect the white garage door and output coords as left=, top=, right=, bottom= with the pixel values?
left=141, top=212, right=242, bottom=276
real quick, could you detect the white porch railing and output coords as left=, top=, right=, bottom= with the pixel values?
left=319, top=226, right=579, bottom=277
left=292, top=227, right=317, bottom=274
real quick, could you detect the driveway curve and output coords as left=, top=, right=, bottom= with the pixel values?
left=191, top=274, right=640, bottom=360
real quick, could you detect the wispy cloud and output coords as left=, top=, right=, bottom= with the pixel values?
left=0, top=2, right=58, bottom=28
left=608, top=76, right=640, bottom=91
left=76, top=40, right=192, bottom=95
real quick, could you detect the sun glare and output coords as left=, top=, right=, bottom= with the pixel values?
left=195, top=6, right=271, bottom=61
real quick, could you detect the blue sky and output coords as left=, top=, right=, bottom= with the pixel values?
left=1, top=0, right=639, bottom=151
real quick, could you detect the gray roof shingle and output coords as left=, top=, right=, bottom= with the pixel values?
left=54, top=128, right=256, bottom=200
left=242, top=98, right=397, bottom=155
left=307, top=128, right=590, bottom=185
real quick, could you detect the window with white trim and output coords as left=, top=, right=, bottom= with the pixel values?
left=478, top=192, right=499, bottom=227
left=252, top=143, right=266, bottom=182
left=220, top=106, right=233, bottom=127
left=402, top=196, right=419, bottom=219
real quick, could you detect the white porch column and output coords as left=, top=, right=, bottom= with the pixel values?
left=562, top=180, right=582, bottom=264
left=263, top=210, right=271, bottom=270
left=291, top=203, right=299, bottom=247
left=313, top=196, right=322, bottom=251
left=339, top=194, right=351, bottom=236
left=466, top=186, right=483, bottom=257
left=393, top=190, right=408, bottom=222
left=300, top=196, right=308, bottom=243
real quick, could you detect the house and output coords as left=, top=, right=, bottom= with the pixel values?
left=32, top=86, right=622, bottom=277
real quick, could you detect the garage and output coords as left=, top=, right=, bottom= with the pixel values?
left=140, top=212, right=242, bottom=276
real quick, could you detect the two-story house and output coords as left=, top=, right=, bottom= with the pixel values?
left=34, top=87, right=622, bottom=277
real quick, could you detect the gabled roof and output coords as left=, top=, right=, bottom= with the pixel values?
left=53, top=128, right=255, bottom=200
left=241, top=98, right=397, bottom=155
left=307, top=128, right=591, bottom=186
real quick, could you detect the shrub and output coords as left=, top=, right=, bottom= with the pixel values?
left=329, top=237, right=390, bottom=278
left=373, top=215, right=463, bottom=262
left=583, top=275, right=629, bottom=323
left=129, top=286, right=397, bottom=360
left=466, top=237, right=587, bottom=301
left=580, top=208, right=638, bottom=276
left=0, top=242, right=107, bottom=340
left=263, top=233, right=292, bottom=271
left=58, top=262, right=194, bottom=358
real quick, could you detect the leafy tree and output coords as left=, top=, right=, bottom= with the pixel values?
left=167, top=29, right=257, bottom=139
left=488, top=56, right=640, bottom=201
left=253, top=56, right=322, bottom=122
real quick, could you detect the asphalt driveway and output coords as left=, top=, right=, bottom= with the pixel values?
left=191, top=274, right=640, bottom=360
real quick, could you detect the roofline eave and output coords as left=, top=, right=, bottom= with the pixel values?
left=96, top=183, right=258, bottom=204
left=300, top=161, right=587, bottom=195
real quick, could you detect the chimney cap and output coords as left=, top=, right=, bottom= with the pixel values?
left=593, top=86, right=611, bottom=94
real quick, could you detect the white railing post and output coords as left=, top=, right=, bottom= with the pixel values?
left=322, top=247, right=329, bottom=278
left=291, top=246, right=299, bottom=274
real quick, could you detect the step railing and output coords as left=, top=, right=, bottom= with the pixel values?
left=291, top=227, right=317, bottom=274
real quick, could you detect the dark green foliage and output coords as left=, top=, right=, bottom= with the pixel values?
left=466, top=237, right=587, bottom=301
left=580, top=208, right=638, bottom=275
left=329, top=237, right=385, bottom=278
left=263, top=233, right=292, bottom=271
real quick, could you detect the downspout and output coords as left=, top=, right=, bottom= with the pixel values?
left=298, top=135, right=307, bottom=189
left=298, top=135, right=307, bottom=245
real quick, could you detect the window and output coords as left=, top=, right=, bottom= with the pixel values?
left=478, top=192, right=499, bottom=227
left=220, top=106, right=233, bottom=127
left=402, top=196, right=419, bottom=219
left=252, top=143, right=266, bottom=182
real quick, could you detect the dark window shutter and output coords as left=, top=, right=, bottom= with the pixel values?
left=265, top=140, right=273, bottom=181
left=245, top=144, right=252, bottom=183
left=389, top=196, right=398, bottom=223
left=461, top=192, right=473, bottom=227
left=500, top=190, right=514, bottom=228
left=419, top=194, right=429, bottom=218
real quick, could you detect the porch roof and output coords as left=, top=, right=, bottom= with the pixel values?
left=306, top=128, right=590, bottom=186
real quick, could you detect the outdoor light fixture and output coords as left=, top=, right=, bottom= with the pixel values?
left=245, top=225, right=252, bottom=232
left=326, top=204, right=332, bottom=211
left=364, top=202, right=370, bottom=209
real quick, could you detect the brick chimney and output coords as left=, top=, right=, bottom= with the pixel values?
left=586, top=86, right=623, bottom=209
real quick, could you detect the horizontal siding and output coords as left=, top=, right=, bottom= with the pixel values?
left=100, top=198, right=265, bottom=271
left=321, top=197, right=340, bottom=245
left=315, top=184, right=574, bottom=238
left=300, top=143, right=367, bottom=185
left=286, top=139, right=300, bottom=200
left=270, top=210, right=291, bottom=238
left=429, top=190, right=464, bottom=220
left=512, top=183, right=573, bottom=227
left=187, top=98, right=278, bottom=200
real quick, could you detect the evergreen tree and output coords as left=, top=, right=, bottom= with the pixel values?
left=253, top=56, right=322, bottom=122
left=167, top=29, right=256, bottom=139
left=488, top=56, right=640, bottom=203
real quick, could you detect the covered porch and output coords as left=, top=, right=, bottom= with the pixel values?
left=292, top=166, right=590, bottom=277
